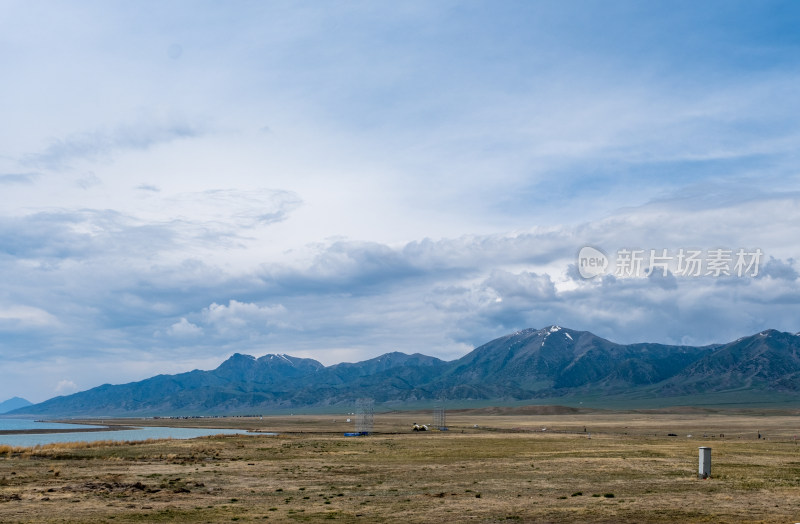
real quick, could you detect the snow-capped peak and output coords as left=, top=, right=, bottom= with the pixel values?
left=266, top=353, right=294, bottom=365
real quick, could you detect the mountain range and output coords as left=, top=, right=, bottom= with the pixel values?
left=9, top=326, right=800, bottom=416
left=0, top=396, right=32, bottom=414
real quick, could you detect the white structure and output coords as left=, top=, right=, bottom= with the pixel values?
left=698, top=447, right=711, bottom=479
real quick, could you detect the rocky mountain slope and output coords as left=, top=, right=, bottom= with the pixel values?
left=11, top=327, right=800, bottom=416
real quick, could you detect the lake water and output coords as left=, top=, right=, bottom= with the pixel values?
left=0, top=418, right=257, bottom=447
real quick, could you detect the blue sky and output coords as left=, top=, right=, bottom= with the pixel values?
left=2, top=1, right=800, bottom=402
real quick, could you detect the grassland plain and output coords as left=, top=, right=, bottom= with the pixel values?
left=1, top=409, right=799, bottom=523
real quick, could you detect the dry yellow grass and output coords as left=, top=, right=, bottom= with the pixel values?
left=1, top=410, right=799, bottom=522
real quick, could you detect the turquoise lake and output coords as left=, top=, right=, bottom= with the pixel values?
left=0, top=418, right=256, bottom=447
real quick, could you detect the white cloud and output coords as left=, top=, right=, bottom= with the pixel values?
left=54, top=380, right=79, bottom=395
left=201, top=300, right=287, bottom=335
left=23, top=119, right=203, bottom=171
left=158, top=188, right=302, bottom=229
left=483, top=270, right=556, bottom=301
left=0, top=305, right=59, bottom=329
left=0, top=173, right=39, bottom=185
left=166, top=318, right=204, bottom=338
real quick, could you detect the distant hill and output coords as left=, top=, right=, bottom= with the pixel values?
left=656, top=329, right=800, bottom=395
left=10, top=327, right=800, bottom=416
left=435, top=326, right=714, bottom=399
left=0, top=397, right=32, bottom=414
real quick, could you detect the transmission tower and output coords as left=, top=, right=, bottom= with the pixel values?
left=433, top=401, right=447, bottom=431
left=355, top=398, right=374, bottom=435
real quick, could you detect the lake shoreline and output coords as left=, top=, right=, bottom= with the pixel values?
left=0, top=425, right=137, bottom=436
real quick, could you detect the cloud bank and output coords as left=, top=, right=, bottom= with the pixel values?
left=1, top=1, right=799, bottom=401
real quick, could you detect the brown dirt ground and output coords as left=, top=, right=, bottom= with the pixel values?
left=1, top=409, right=799, bottom=523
